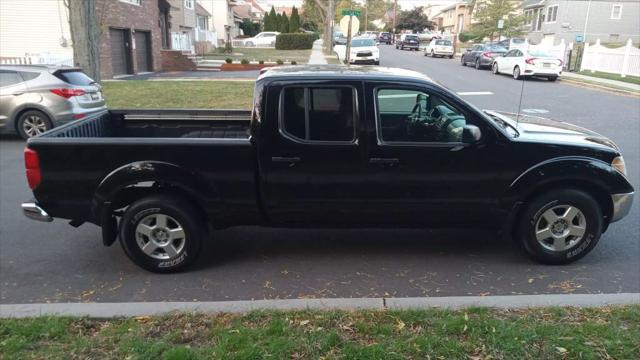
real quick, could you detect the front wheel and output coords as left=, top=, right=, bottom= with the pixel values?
left=431, top=50, right=435, bottom=57
left=492, top=62, right=499, bottom=74
left=513, top=66, right=522, bottom=80
left=119, top=195, right=205, bottom=273
left=475, top=59, right=481, bottom=70
left=516, top=189, right=603, bottom=265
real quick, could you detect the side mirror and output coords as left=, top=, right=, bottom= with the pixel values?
left=462, top=125, right=482, bottom=144
left=466, top=48, right=472, bottom=52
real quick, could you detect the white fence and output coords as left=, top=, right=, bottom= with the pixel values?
left=194, top=29, right=217, bottom=46
left=580, top=39, right=639, bottom=78
left=0, top=53, right=74, bottom=67
left=231, top=39, right=275, bottom=48
left=171, top=32, right=194, bottom=53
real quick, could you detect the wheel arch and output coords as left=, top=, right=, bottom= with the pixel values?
left=11, top=105, right=54, bottom=133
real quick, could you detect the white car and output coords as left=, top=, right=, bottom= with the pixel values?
left=424, top=38, right=454, bottom=58
left=348, top=38, right=380, bottom=65
left=361, top=31, right=379, bottom=39
left=243, top=32, right=280, bottom=47
left=492, top=49, right=563, bottom=81
left=417, top=30, right=440, bottom=42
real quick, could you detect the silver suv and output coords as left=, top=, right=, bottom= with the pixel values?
left=0, top=65, right=106, bottom=139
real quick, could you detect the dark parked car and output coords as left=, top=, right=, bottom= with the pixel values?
left=0, top=65, right=106, bottom=139
left=497, top=38, right=526, bottom=50
left=461, top=43, right=509, bottom=69
left=22, top=66, right=633, bottom=273
left=378, top=32, right=392, bottom=45
left=396, top=34, right=420, bottom=51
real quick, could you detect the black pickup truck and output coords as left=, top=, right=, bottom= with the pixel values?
left=22, top=66, right=634, bottom=272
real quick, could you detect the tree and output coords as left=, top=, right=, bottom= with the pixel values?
left=65, top=0, right=100, bottom=81
left=265, top=6, right=277, bottom=31
left=290, top=6, right=301, bottom=33
left=306, top=0, right=336, bottom=53
left=240, top=19, right=260, bottom=37
left=396, top=6, right=433, bottom=33
left=301, top=0, right=325, bottom=31
left=467, top=0, right=525, bottom=41
left=280, top=11, right=290, bottom=33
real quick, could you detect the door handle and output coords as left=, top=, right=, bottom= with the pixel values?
left=369, top=157, right=399, bottom=165
left=13, top=92, right=24, bottom=96
left=271, top=156, right=300, bottom=163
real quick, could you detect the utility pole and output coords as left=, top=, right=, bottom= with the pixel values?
left=67, top=0, right=101, bottom=81
left=345, top=3, right=354, bottom=64
left=364, top=0, right=368, bottom=32
left=392, top=0, right=398, bottom=40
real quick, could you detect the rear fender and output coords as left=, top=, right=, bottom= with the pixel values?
left=92, top=161, right=221, bottom=223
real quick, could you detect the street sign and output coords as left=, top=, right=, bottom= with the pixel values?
left=341, top=9, right=361, bottom=17
left=497, top=19, right=504, bottom=29
left=339, top=15, right=360, bottom=38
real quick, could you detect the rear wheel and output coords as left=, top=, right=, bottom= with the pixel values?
left=492, top=62, right=499, bottom=74
left=461, top=56, right=466, bottom=66
left=16, top=110, right=52, bottom=139
left=119, top=195, right=205, bottom=273
left=516, top=189, right=603, bottom=264
left=548, top=76, right=558, bottom=81
left=513, top=66, right=521, bottom=80
left=475, top=59, right=481, bottom=69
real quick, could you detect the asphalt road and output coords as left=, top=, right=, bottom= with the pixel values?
left=1, top=47, right=638, bottom=303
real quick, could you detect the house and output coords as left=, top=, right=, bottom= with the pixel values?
left=233, top=0, right=267, bottom=22
left=522, top=0, right=640, bottom=45
left=0, top=0, right=73, bottom=65
left=433, top=1, right=472, bottom=35
left=198, top=0, right=240, bottom=42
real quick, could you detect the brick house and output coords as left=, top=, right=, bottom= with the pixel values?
left=96, top=0, right=163, bottom=78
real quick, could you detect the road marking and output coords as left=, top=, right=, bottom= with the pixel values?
left=456, top=91, right=494, bottom=96
left=522, top=108, right=549, bottom=114
left=2, top=293, right=638, bottom=318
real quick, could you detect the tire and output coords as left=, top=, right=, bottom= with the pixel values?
left=475, top=59, right=481, bottom=70
left=513, top=66, right=521, bottom=80
left=431, top=50, right=435, bottom=57
left=492, top=62, right=499, bottom=74
left=548, top=76, right=558, bottom=81
left=16, top=110, right=52, bottom=139
left=515, top=189, right=603, bottom=265
left=449, top=55, right=453, bottom=59
left=119, top=195, right=205, bottom=273
left=374, top=61, right=380, bottom=65
left=246, top=41, right=254, bottom=47
left=461, top=56, right=466, bottom=66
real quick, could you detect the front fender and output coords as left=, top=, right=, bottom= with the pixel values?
left=91, top=161, right=221, bottom=222
left=509, top=156, right=634, bottom=200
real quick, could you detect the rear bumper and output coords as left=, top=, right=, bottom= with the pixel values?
left=401, top=44, right=419, bottom=49
left=21, top=202, right=53, bottom=222
left=610, top=192, right=634, bottom=223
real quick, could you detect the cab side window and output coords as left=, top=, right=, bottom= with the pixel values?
left=0, top=71, right=23, bottom=87
left=376, top=88, right=466, bottom=144
left=281, top=87, right=356, bottom=143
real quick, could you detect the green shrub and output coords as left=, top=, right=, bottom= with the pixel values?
left=276, top=59, right=284, bottom=65
left=225, top=58, right=233, bottom=64
left=291, top=61, right=297, bottom=65
left=458, top=31, right=475, bottom=43
left=240, top=58, right=250, bottom=65
left=275, top=33, right=315, bottom=50
left=258, top=60, right=265, bottom=64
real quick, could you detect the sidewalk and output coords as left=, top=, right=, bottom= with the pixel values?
left=562, top=72, right=640, bottom=93
left=308, top=39, right=328, bottom=65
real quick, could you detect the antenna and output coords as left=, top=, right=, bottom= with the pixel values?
left=514, top=40, right=530, bottom=126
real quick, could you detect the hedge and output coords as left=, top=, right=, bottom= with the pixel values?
left=275, top=33, right=315, bottom=50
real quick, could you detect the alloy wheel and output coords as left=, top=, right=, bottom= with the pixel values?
left=513, top=67, right=520, bottom=80
left=135, top=213, right=186, bottom=260
left=22, top=115, right=48, bottom=137
left=535, top=205, right=587, bottom=252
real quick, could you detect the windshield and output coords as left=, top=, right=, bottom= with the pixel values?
left=352, top=38, right=376, bottom=47
left=405, top=35, right=418, bottom=41
left=436, top=40, right=452, bottom=46
left=529, top=50, right=553, bottom=57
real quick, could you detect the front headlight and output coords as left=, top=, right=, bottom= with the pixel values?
left=612, top=156, right=627, bottom=176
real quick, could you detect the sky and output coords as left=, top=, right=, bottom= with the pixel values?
left=260, top=1, right=456, bottom=10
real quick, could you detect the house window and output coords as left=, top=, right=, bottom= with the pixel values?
left=524, top=10, right=533, bottom=25
left=119, top=0, right=141, bottom=5
left=197, top=15, right=208, bottom=30
left=184, top=0, right=194, bottom=10
left=546, top=5, right=558, bottom=23
left=611, top=4, right=622, bottom=19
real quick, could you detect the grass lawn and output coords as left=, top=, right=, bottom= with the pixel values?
left=1, top=306, right=638, bottom=359
left=102, top=81, right=255, bottom=109
left=204, top=48, right=312, bottom=64
left=578, top=70, right=640, bottom=85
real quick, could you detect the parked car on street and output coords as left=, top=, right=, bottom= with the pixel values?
left=333, top=30, right=347, bottom=46
left=22, top=66, right=633, bottom=272
left=461, top=43, right=508, bottom=69
left=497, top=38, right=526, bottom=50
left=425, top=39, right=454, bottom=58
left=0, top=65, right=106, bottom=139
left=492, top=49, right=563, bottom=81
left=361, top=31, right=379, bottom=39
left=242, top=32, right=280, bottom=47
left=377, top=32, right=392, bottom=45
left=396, top=34, right=420, bottom=51
left=347, top=38, right=380, bottom=65
left=417, top=30, right=440, bottom=42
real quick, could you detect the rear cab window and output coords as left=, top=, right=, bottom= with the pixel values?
left=280, top=86, right=357, bottom=143
left=436, top=40, right=452, bottom=46
left=53, top=70, right=96, bottom=86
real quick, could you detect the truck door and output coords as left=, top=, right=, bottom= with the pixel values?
left=362, top=82, right=503, bottom=227
left=258, top=81, right=369, bottom=225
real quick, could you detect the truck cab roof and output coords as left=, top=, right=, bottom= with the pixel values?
left=258, top=65, right=435, bottom=84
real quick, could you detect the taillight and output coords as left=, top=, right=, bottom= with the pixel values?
left=525, top=58, right=537, bottom=65
left=50, top=88, right=86, bottom=99
left=558, top=59, right=564, bottom=66
left=482, top=52, right=494, bottom=58
left=24, top=148, right=41, bottom=190
left=72, top=113, right=86, bottom=120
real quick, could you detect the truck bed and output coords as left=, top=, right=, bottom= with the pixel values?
left=40, top=109, right=252, bottom=139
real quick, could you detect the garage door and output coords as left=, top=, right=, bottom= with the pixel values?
left=134, top=31, right=151, bottom=72
left=109, top=28, right=129, bottom=75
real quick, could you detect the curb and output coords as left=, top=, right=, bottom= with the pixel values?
left=560, top=78, right=640, bottom=96
left=2, top=293, right=638, bottom=318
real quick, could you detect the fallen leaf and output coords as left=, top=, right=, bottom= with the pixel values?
left=299, top=320, right=309, bottom=326
left=556, top=346, right=568, bottom=354
left=396, top=320, right=405, bottom=330
left=528, top=278, right=535, bottom=284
